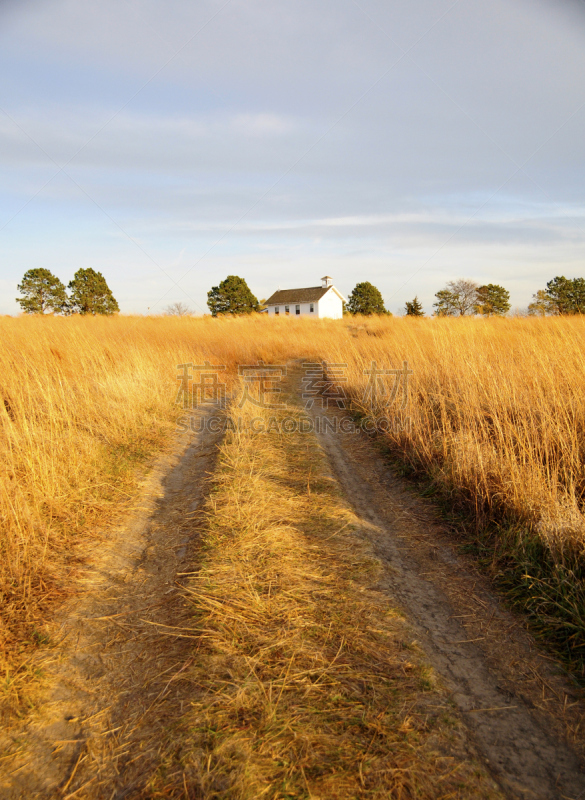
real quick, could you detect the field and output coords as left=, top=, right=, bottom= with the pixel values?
left=2, top=313, right=585, bottom=796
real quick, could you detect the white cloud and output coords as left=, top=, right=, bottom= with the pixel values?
left=1, top=0, right=585, bottom=316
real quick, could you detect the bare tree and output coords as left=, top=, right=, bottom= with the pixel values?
left=433, top=279, right=478, bottom=316
left=165, top=301, right=193, bottom=316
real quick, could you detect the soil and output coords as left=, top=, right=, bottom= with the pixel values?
left=3, top=378, right=585, bottom=799
left=311, top=403, right=585, bottom=800
left=0, top=407, right=222, bottom=799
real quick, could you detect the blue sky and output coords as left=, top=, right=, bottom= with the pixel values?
left=1, top=0, right=585, bottom=315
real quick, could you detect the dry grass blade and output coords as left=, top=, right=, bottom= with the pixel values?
left=3, top=312, right=585, bottom=754
left=147, top=397, right=503, bottom=799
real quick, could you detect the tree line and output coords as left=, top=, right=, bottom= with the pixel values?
left=352, top=277, right=585, bottom=317
left=15, top=268, right=119, bottom=315
left=163, top=275, right=585, bottom=317
left=330, top=280, right=512, bottom=317
left=203, top=276, right=391, bottom=316
left=202, top=277, right=512, bottom=317
left=15, top=269, right=585, bottom=318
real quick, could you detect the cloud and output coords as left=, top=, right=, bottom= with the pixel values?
left=1, top=0, right=585, bottom=316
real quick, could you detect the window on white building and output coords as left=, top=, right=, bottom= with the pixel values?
left=295, top=304, right=300, bottom=314
left=285, top=305, right=290, bottom=314
left=275, top=306, right=279, bottom=315
left=310, top=303, right=314, bottom=313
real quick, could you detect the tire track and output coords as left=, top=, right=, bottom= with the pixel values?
left=0, top=407, right=222, bottom=799
left=311, top=403, right=585, bottom=800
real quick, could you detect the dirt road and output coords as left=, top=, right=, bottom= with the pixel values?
left=0, top=408, right=222, bottom=799
left=3, top=379, right=585, bottom=798
left=312, top=404, right=585, bottom=800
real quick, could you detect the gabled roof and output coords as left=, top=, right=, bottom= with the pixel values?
left=265, top=285, right=330, bottom=305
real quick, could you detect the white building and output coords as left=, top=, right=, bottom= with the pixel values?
left=264, top=276, right=345, bottom=319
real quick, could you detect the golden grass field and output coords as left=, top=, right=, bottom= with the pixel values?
left=144, top=393, right=502, bottom=799
left=2, top=312, right=585, bottom=707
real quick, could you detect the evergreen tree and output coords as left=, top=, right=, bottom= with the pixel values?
left=544, top=276, right=585, bottom=314
left=404, top=296, right=424, bottom=317
left=68, top=268, right=119, bottom=315
left=474, top=284, right=510, bottom=316
left=207, top=275, right=259, bottom=316
left=433, top=289, right=457, bottom=316
left=527, top=277, right=585, bottom=315
left=544, top=276, right=574, bottom=314
left=346, top=282, right=387, bottom=315
left=16, top=268, right=68, bottom=314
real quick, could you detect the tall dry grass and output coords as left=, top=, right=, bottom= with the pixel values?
left=0, top=314, right=321, bottom=706
left=3, top=312, right=585, bottom=696
left=319, top=316, right=585, bottom=550
left=148, top=391, right=501, bottom=799
left=0, top=313, right=334, bottom=594
left=316, top=315, right=585, bottom=667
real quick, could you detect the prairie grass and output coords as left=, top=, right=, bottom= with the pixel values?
left=0, top=314, right=320, bottom=712
left=330, top=315, right=585, bottom=552
left=3, top=312, right=585, bottom=707
left=315, top=315, right=585, bottom=670
left=150, top=393, right=500, bottom=799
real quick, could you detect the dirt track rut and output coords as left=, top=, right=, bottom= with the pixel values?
left=313, top=407, right=585, bottom=800
left=4, top=381, right=585, bottom=799
left=0, top=408, right=221, bottom=799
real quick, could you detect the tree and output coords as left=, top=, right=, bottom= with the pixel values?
left=346, top=282, right=387, bottom=315
left=527, top=277, right=585, bottom=316
left=165, top=301, right=193, bottom=316
left=433, top=279, right=478, bottom=316
left=474, top=284, right=510, bottom=316
left=543, top=276, right=573, bottom=315
left=68, top=268, right=119, bottom=315
left=528, top=289, right=554, bottom=316
left=544, top=276, right=585, bottom=315
left=433, top=289, right=457, bottom=317
left=16, top=268, right=68, bottom=314
left=207, top=275, right=259, bottom=316
left=404, top=296, right=424, bottom=317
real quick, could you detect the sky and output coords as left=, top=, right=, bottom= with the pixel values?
left=1, top=0, right=585, bottom=315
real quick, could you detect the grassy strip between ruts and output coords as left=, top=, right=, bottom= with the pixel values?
left=148, top=393, right=503, bottom=799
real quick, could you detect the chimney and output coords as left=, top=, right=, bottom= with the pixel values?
left=321, top=275, right=333, bottom=288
